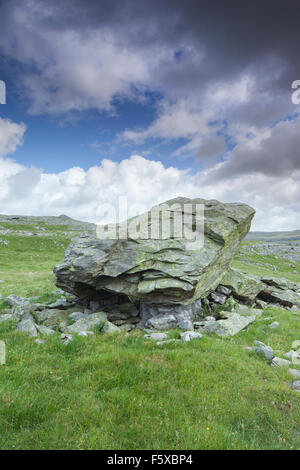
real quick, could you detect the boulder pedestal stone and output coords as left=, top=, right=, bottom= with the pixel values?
left=54, top=197, right=255, bottom=325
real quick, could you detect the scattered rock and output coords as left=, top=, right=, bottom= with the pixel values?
left=269, top=321, right=279, bottom=329
left=17, top=318, right=38, bottom=337
left=180, top=331, right=203, bottom=342
left=291, top=340, right=300, bottom=350
left=69, top=311, right=88, bottom=322
left=201, top=312, right=256, bottom=337
left=5, top=295, right=30, bottom=308
left=144, top=332, right=168, bottom=341
left=271, top=357, right=291, bottom=368
left=210, top=292, right=227, bottom=305
left=102, top=321, right=121, bottom=334
left=291, top=380, right=300, bottom=391
left=255, top=345, right=274, bottom=360
left=36, top=324, right=54, bottom=336
left=156, top=339, right=181, bottom=346
left=291, top=351, right=300, bottom=366
left=216, top=285, right=232, bottom=296
left=34, top=339, right=45, bottom=345
left=144, top=314, right=178, bottom=331
left=288, top=369, right=300, bottom=379
left=65, top=312, right=107, bottom=334
left=0, top=314, right=15, bottom=323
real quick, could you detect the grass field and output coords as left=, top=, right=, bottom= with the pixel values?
left=0, top=222, right=299, bottom=450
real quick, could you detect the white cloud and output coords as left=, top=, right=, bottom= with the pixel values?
left=0, top=151, right=299, bottom=231
left=0, top=118, right=26, bottom=156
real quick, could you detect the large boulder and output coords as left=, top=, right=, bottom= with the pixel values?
left=54, top=197, right=255, bottom=316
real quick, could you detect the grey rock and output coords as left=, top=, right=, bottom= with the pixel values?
left=204, top=316, right=216, bottom=321
left=288, top=368, right=300, bottom=379
left=271, top=357, right=291, bottom=367
left=210, top=292, right=227, bottom=305
left=258, top=287, right=300, bottom=308
left=177, top=315, right=193, bottom=331
left=291, top=380, right=300, bottom=390
left=69, top=311, right=88, bottom=322
left=139, top=299, right=202, bottom=330
left=255, top=345, right=274, bottom=360
left=54, top=197, right=255, bottom=310
left=145, top=314, right=178, bottom=330
left=17, top=318, right=38, bottom=337
left=216, top=285, right=232, bottom=296
left=180, top=331, right=203, bottom=342
left=144, top=332, right=168, bottom=341
left=291, top=351, right=300, bottom=366
left=36, top=324, right=54, bottom=336
left=65, top=311, right=107, bottom=334
left=283, top=350, right=294, bottom=359
left=156, top=339, right=181, bottom=346
left=291, top=340, right=300, bottom=350
left=261, top=277, right=299, bottom=292
left=220, top=268, right=264, bottom=303
left=253, top=340, right=267, bottom=347
left=269, top=321, right=279, bottom=329
left=202, top=312, right=256, bottom=337
left=34, top=339, right=45, bottom=345
left=101, top=321, right=121, bottom=334
left=5, top=295, right=30, bottom=308
left=0, top=314, right=15, bottom=323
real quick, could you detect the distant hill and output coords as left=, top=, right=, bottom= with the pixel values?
left=0, top=214, right=96, bottom=232
left=246, top=229, right=300, bottom=242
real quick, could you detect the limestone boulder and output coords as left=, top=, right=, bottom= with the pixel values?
left=54, top=197, right=255, bottom=311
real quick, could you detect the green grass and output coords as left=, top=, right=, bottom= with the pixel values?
left=0, top=227, right=299, bottom=449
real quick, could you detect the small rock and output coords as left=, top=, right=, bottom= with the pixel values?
left=288, top=368, right=300, bottom=379
left=255, top=345, right=274, bottom=360
left=181, top=331, right=203, bottom=342
left=5, top=295, right=30, bottom=308
left=291, top=380, right=300, bottom=391
left=69, top=311, right=88, bottom=322
left=101, top=321, right=121, bottom=334
left=177, top=317, right=193, bottom=331
left=291, top=340, right=300, bottom=350
left=36, top=324, right=54, bottom=336
left=210, top=292, right=227, bottom=305
left=253, top=340, right=266, bottom=347
left=146, top=314, right=177, bottom=330
left=216, top=285, right=232, bottom=296
left=144, top=332, right=168, bottom=341
left=77, top=331, right=94, bottom=337
left=0, top=314, right=15, bottom=323
left=269, top=321, right=279, bottom=329
left=204, top=316, right=216, bottom=321
left=271, top=357, right=291, bottom=368
left=156, top=339, right=181, bottom=346
left=65, top=311, right=107, bottom=334
left=291, top=351, right=300, bottom=366
left=16, top=318, right=38, bottom=337
left=34, top=339, right=45, bottom=345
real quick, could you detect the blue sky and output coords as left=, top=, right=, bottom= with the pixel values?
left=0, top=0, right=299, bottom=230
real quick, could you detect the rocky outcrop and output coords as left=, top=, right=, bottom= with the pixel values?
left=54, top=197, right=255, bottom=326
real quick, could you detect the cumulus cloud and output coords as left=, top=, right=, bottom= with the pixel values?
left=0, top=151, right=299, bottom=231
